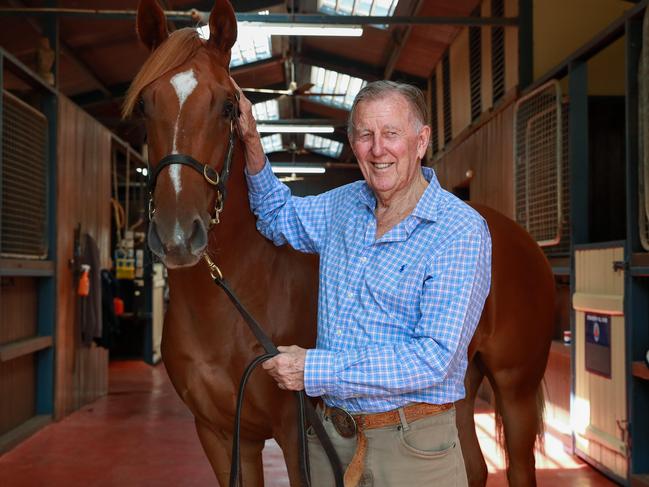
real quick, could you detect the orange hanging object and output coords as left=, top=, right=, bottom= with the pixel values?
left=78, top=265, right=91, bottom=296
left=113, top=297, right=125, bottom=316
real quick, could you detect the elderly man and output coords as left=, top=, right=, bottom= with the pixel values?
left=234, top=80, right=491, bottom=487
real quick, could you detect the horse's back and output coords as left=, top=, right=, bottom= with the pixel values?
left=468, top=202, right=555, bottom=370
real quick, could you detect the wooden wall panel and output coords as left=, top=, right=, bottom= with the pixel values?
left=450, top=28, right=471, bottom=138
left=55, top=96, right=111, bottom=419
left=0, top=277, right=37, bottom=344
left=435, top=65, right=444, bottom=151
left=0, top=355, right=35, bottom=435
left=481, top=0, right=494, bottom=112
left=433, top=100, right=516, bottom=217
left=0, top=276, right=37, bottom=434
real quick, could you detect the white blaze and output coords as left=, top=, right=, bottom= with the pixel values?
left=169, top=69, right=198, bottom=195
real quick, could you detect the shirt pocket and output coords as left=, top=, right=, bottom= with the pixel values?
left=360, top=255, right=422, bottom=328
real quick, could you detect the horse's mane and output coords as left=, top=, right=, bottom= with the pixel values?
left=122, top=28, right=204, bottom=118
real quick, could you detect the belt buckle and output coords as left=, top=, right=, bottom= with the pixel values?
left=328, top=407, right=357, bottom=439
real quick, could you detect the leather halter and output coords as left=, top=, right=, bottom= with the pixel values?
left=147, top=100, right=238, bottom=227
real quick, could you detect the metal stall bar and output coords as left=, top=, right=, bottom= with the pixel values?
left=567, top=59, right=588, bottom=467
left=625, top=14, right=649, bottom=484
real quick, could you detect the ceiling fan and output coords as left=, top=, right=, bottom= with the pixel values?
left=283, top=141, right=310, bottom=155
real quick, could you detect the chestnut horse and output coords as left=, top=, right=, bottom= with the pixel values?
left=124, top=1, right=555, bottom=485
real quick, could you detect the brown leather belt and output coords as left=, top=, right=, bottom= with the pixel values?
left=323, top=402, right=453, bottom=487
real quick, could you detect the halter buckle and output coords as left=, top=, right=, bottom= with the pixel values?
left=203, top=253, right=223, bottom=281
left=148, top=197, right=155, bottom=221
left=203, top=165, right=220, bottom=186
left=210, top=191, right=224, bottom=226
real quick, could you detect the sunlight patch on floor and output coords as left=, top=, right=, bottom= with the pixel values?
left=474, top=412, right=587, bottom=473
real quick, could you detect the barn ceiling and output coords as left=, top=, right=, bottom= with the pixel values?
left=0, top=0, right=484, bottom=163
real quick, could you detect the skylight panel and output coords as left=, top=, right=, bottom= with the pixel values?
left=309, top=66, right=367, bottom=110
left=304, top=134, right=343, bottom=159
left=197, top=25, right=272, bottom=67
left=252, top=99, right=280, bottom=121
left=317, top=0, right=399, bottom=16
left=261, top=134, right=284, bottom=153
left=371, top=0, right=397, bottom=15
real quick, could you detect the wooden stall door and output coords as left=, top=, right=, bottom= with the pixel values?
left=572, top=245, right=628, bottom=481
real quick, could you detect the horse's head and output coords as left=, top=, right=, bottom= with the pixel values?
left=124, top=0, right=238, bottom=268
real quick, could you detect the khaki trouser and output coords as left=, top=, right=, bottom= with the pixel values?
left=307, top=405, right=468, bottom=487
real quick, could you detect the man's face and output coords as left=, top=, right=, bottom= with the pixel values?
left=349, top=93, right=430, bottom=200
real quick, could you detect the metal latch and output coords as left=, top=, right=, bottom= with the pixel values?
left=613, top=260, right=628, bottom=272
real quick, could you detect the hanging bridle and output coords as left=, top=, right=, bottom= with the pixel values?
left=147, top=96, right=238, bottom=227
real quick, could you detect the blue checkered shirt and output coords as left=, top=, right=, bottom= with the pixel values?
left=247, top=160, right=491, bottom=413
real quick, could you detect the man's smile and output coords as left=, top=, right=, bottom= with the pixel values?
left=371, top=162, right=394, bottom=170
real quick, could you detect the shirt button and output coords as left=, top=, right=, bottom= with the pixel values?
left=347, top=291, right=354, bottom=298
left=337, top=330, right=342, bottom=336
left=360, top=256, right=367, bottom=263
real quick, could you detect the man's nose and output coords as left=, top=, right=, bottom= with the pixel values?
left=370, top=134, right=385, bottom=156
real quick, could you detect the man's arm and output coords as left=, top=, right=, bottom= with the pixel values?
left=232, top=79, right=331, bottom=254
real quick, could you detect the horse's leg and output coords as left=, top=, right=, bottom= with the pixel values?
left=195, top=419, right=265, bottom=486
left=274, top=402, right=303, bottom=487
left=487, top=370, right=543, bottom=487
left=456, top=357, right=488, bottom=487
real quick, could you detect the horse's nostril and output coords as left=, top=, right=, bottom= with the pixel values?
left=189, top=218, right=208, bottom=255
left=147, top=220, right=164, bottom=257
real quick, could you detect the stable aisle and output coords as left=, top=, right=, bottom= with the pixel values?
left=0, top=361, right=617, bottom=487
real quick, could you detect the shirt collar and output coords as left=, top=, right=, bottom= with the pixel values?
left=358, top=166, right=440, bottom=223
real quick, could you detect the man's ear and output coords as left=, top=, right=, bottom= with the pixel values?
left=207, top=0, right=237, bottom=54
left=417, top=125, right=431, bottom=160
left=136, top=0, right=169, bottom=51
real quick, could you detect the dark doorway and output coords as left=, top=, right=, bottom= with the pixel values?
left=588, top=96, right=626, bottom=242
left=453, top=181, right=471, bottom=201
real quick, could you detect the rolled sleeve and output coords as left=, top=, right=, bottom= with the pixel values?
left=245, top=158, right=281, bottom=202
left=304, top=349, right=342, bottom=397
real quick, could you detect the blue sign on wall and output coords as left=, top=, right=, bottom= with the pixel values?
left=585, top=312, right=611, bottom=378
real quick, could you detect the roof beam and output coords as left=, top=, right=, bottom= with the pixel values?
left=0, top=8, right=518, bottom=26
left=383, top=0, right=425, bottom=79
left=6, top=0, right=110, bottom=97
left=187, top=0, right=284, bottom=12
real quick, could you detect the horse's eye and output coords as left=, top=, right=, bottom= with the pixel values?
left=222, top=100, right=234, bottom=117
left=136, top=98, right=146, bottom=116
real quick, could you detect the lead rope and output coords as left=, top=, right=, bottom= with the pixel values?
left=204, top=256, right=345, bottom=487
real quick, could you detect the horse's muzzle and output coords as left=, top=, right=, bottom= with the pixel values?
left=148, top=216, right=208, bottom=268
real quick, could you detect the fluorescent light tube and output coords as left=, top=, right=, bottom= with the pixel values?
left=257, top=124, right=335, bottom=133
left=240, top=23, right=363, bottom=37
left=271, top=166, right=326, bottom=174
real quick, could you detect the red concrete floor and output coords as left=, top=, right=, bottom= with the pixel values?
left=0, top=361, right=619, bottom=487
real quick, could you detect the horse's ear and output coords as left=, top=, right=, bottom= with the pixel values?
left=207, top=0, right=237, bottom=53
left=136, top=0, right=169, bottom=51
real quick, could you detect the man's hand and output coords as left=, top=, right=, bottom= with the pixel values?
left=230, top=77, right=265, bottom=174
left=262, top=345, right=307, bottom=391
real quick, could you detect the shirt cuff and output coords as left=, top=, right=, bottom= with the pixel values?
left=245, top=157, right=278, bottom=196
left=304, top=349, right=340, bottom=398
